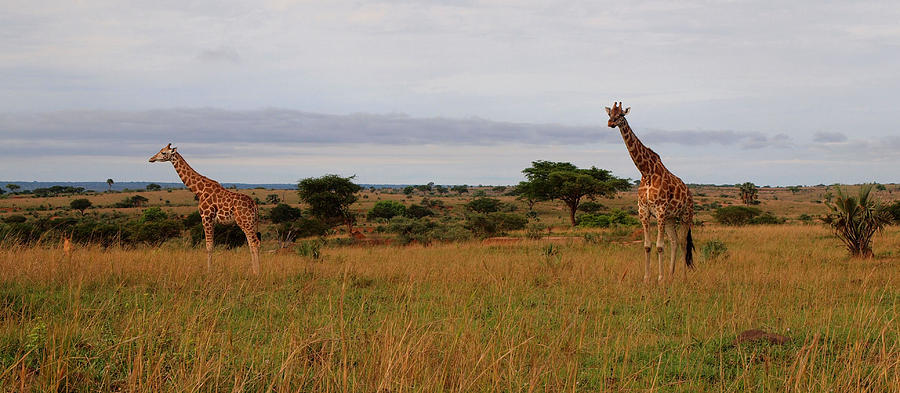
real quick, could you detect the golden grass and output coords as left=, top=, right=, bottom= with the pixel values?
left=1, top=224, right=898, bottom=391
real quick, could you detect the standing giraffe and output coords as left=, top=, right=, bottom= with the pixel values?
left=149, top=144, right=260, bottom=274
left=606, top=102, right=694, bottom=282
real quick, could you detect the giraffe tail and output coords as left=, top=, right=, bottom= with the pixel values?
left=685, top=228, right=695, bottom=269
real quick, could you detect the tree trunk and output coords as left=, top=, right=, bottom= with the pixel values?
left=566, top=201, right=578, bottom=227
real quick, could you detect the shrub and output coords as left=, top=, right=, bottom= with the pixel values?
left=822, top=184, right=891, bottom=257
left=578, top=201, right=605, bottom=213
left=465, top=212, right=528, bottom=237
left=268, top=203, right=303, bottom=224
left=3, top=215, right=27, bottom=224
left=701, top=240, right=728, bottom=261
left=465, top=197, right=501, bottom=213
left=432, top=223, right=473, bottom=242
left=140, top=207, right=168, bottom=222
left=404, top=204, right=434, bottom=219
left=296, top=240, right=322, bottom=259
left=129, top=219, right=182, bottom=245
left=713, top=206, right=762, bottom=226
left=749, top=212, right=785, bottom=225
left=387, top=216, right=437, bottom=245
left=576, top=209, right=639, bottom=228
left=189, top=223, right=248, bottom=249
left=368, top=200, right=407, bottom=221
left=885, top=201, right=900, bottom=224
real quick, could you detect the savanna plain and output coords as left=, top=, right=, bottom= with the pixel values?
left=0, top=185, right=898, bottom=392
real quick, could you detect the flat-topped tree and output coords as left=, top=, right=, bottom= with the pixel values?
left=518, top=160, right=630, bottom=226
left=149, top=143, right=260, bottom=274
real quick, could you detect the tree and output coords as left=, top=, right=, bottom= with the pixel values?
left=739, top=182, right=759, bottom=204
left=403, top=186, right=416, bottom=196
left=434, top=185, right=448, bottom=194
left=518, top=161, right=631, bottom=226
left=131, top=195, right=149, bottom=207
left=6, top=184, right=20, bottom=193
left=297, top=174, right=362, bottom=232
left=265, top=194, right=281, bottom=205
left=146, top=183, right=162, bottom=191
left=451, top=185, right=469, bottom=194
left=822, top=184, right=891, bottom=258
left=70, top=199, right=92, bottom=215
left=787, top=186, right=801, bottom=194
left=106, top=179, right=114, bottom=192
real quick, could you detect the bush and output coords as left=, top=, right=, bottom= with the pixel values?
left=273, top=217, right=330, bottom=243
left=713, top=206, right=762, bottom=226
left=3, top=215, right=26, bottom=224
left=269, top=203, right=303, bottom=224
left=576, top=209, right=639, bottom=228
left=465, top=212, right=528, bottom=237
left=387, top=216, right=438, bottom=245
left=140, top=207, right=168, bottom=222
left=296, top=240, right=322, bottom=259
left=404, top=204, right=434, bottom=219
left=129, top=219, right=182, bottom=245
left=578, top=201, right=605, bottom=213
left=189, top=223, right=248, bottom=249
left=701, top=240, right=728, bottom=261
left=465, top=197, right=502, bottom=213
left=368, top=200, right=407, bottom=221
left=885, top=201, right=900, bottom=224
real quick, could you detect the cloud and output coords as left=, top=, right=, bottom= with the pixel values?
left=197, top=47, right=241, bottom=64
left=641, top=129, right=792, bottom=149
left=812, top=131, right=847, bottom=143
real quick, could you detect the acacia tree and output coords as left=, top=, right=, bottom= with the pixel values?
left=739, top=182, right=759, bottom=204
left=70, top=198, right=92, bottom=215
left=298, top=174, right=362, bottom=233
left=518, top=161, right=631, bottom=226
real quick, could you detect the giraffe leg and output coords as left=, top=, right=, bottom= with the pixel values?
left=202, top=217, right=214, bottom=271
left=656, top=220, right=666, bottom=283
left=639, top=204, right=652, bottom=283
left=241, top=227, right=260, bottom=275
left=665, top=223, right=679, bottom=278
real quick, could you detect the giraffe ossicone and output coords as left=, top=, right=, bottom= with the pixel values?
left=607, top=102, right=694, bottom=283
left=149, top=143, right=261, bottom=274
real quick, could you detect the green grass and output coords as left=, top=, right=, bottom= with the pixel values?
left=0, top=224, right=898, bottom=391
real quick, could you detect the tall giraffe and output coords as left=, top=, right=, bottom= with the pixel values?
left=606, top=103, right=693, bottom=282
left=149, top=144, right=260, bottom=274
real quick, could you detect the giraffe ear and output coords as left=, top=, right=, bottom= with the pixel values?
left=605, top=107, right=612, bottom=115
left=166, top=143, right=171, bottom=148
left=622, top=107, right=631, bottom=115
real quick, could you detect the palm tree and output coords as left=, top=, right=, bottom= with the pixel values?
left=739, top=182, right=758, bottom=205
left=106, top=178, right=114, bottom=192
left=822, top=184, right=891, bottom=257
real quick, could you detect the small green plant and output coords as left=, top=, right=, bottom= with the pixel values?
left=701, top=240, right=728, bottom=261
left=526, top=223, right=546, bottom=240
left=296, top=240, right=321, bottom=259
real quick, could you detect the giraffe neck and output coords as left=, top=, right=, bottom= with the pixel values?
left=170, top=152, right=209, bottom=195
left=617, top=119, right=661, bottom=176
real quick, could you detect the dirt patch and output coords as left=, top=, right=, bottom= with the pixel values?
left=735, top=329, right=790, bottom=345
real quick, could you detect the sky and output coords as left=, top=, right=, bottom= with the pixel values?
left=2, top=0, right=899, bottom=186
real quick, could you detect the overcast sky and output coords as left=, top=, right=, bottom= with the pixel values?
left=2, top=1, right=899, bottom=185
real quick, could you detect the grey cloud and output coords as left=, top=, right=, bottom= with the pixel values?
left=197, top=47, right=240, bottom=63
left=642, top=129, right=793, bottom=149
left=0, top=108, right=621, bottom=149
left=813, top=131, right=848, bottom=143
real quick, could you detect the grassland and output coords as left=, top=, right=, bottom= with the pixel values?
left=1, top=185, right=899, bottom=391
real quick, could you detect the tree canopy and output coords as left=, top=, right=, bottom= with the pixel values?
left=518, top=160, right=631, bottom=226
left=70, top=198, right=92, bottom=215
left=297, top=174, right=362, bottom=232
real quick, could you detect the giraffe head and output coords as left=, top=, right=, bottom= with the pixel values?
left=605, top=102, right=631, bottom=128
left=149, top=143, right=178, bottom=163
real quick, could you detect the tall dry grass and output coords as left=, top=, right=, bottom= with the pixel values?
left=0, top=224, right=898, bottom=391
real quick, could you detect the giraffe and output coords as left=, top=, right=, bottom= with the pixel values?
left=606, top=102, right=694, bottom=283
left=149, top=144, right=260, bottom=274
